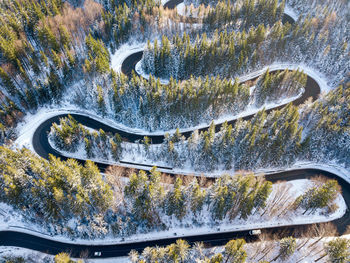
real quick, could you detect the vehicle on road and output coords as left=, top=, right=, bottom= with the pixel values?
left=94, top=252, right=102, bottom=256
left=249, top=229, right=261, bottom=235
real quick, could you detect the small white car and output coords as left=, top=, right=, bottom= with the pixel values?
left=94, top=252, right=102, bottom=256
left=249, top=229, right=261, bottom=235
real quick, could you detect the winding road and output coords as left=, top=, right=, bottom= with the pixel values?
left=17, top=50, right=349, bottom=258
left=1, top=0, right=348, bottom=260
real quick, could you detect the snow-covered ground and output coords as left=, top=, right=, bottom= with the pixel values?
left=161, top=0, right=170, bottom=5
left=255, top=161, right=350, bottom=187
left=237, top=62, right=330, bottom=93
left=284, top=4, right=299, bottom=21
left=110, top=42, right=145, bottom=73
left=14, top=106, right=157, bottom=153
left=177, top=2, right=299, bottom=22
left=92, top=257, right=130, bottom=263
left=176, top=2, right=200, bottom=18
left=177, top=2, right=186, bottom=16
left=135, top=59, right=170, bottom=85
left=0, top=247, right=54, bottom=262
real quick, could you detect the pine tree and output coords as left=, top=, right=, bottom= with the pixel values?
left=48, top=66, right=62, bottom=100
left=51, top=49, right=62, bottom=69
left=54, top=252, right=74, bottom=263
left=25, top=88, right=38, bottom=110
left=58, top=25, right=71, bottom=47
left=85, top=34, right=110, bottom=74
left=210, top=176, right=231, bottom=221
left=142, top=136, right=151, bottom=151
left=84, top=137, right=93, bottom=158
left=210, top=253, right=223, bottom=263
left=124, top=169, right=164, bottom=227
left=188, top=178, right=206, bottom=215
left=325, top=238, right=350, bottom=263
left=97, top=85, right=106, bottom=116
left=277, top=237, right=296, bottom=260
left=254, top=181, right=272, bottom=210
left=223, top=239, right=247, bottom=263
left=294, top=180, right=339, bottom=213
left=167, top=239, right=190, bottom=263
left=165, top=177, right=186, bottom=220
left=0, top=67, right=18, bottom=96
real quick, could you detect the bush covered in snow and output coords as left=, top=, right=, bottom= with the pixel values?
left=50, top=115, right=122, bottom=160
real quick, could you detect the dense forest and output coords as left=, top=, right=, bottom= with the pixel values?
left=51, top=78, right=348, bottom=173
left=0, top=0, right=347, bottom=142
left=0, top=0, right=102, bottom=141
left=141, top=16, right=349, bottom=84
left=0, top=0, right=185, bottom=142
left=145, top=83, right=349, bottom=171
left=0, top=145, right=341, bottom=239
left=73, top=67, right=306, bottom=131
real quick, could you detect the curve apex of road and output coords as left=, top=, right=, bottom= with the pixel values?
left=1, top=0, right=348, bottom=260
left=164, top=0, right=184, bottom=9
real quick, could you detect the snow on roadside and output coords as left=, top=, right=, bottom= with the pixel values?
left=284, top=4, right=299, bottom=21
left=135, top=60, right=170, bottom=85
left=0, top=177, right=346, bottom=246
left=238, top=62, right=331, bottom=93
left=0, top=247, right=53, bottom=262
left=176, top=2, right=200, bottom=18
left=0, top=246, right=128, bottom=262
left=14, top=106, right=156, bottom=153
left=91, top=257, right=130, bottom=263
left=255, top=161, right=350, bottom=186
left=110, top=42, right=145, bottom=73
left=177, top=2, right=186, bottom=15
left=50, top=131, right=350, bottom=190
left=93, top=235, right=350, bottom=263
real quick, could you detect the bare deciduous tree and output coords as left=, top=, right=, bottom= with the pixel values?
left=106, top=165, right=125, bottom=208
